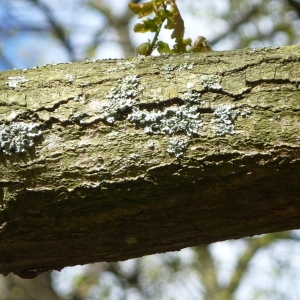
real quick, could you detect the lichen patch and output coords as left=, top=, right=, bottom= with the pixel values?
left=6, top=76, right=29, bottom=88
left=0, top=122, right=41, bottom=155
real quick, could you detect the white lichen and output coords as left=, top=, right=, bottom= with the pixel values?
left=65, top=74, right=74, bottom=82
left=106, top=67, right=118, bottom=73
left=126, top=89, right=204, bottom=158
left=148, top=87, right=165, bottom=102
left=178, top=63, right=194, bottom=71
left=249, top=46, right=280, bottom=53
left=201, top=75, right=222, bottom=90
left=211, top=106, right=252, bottom=136
left=186, top=82, right=195, bottom=89
left=129, top=153, right=140, bottom=160
left=147, top=140, right=155, bottom=149
left=70, top=112, right=87, bottom=123
left=167, top=137, right=189, bottom=157
left=161, top=64, right=177, bottom=72
left=99, top=75, right=140, bottom=124
left=6, top=76, right=29, bottom=88
left=240, top=108, right=252, bottom=118
left=128, top=104, right=202, bottom=136
left=6, top=111, right=18, bottom=121
left=116, top=61, right=137, bottom=70
left=181, top=90, right=204, bottom=104
left=74, top=94, right=84, bottom=102
left=80, top=82, right=90, bottom=87
left=165, top=74, right=174, bottom=82
left=211, top=105, right=240, bottom=136
left=0, top=122, right=41, bottom=155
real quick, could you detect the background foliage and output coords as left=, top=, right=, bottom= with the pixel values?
left=1, top=0, right=300, bottom=299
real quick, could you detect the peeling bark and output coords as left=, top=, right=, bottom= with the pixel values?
left=0, top=46, right=300, bottom=278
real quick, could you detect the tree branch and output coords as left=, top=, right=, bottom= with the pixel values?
left=0, top=46, right=300, bottom=278
left=286, top=0, right=300, bottom=18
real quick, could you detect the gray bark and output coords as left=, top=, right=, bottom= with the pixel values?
left=0, top=46, right=299, bottom=278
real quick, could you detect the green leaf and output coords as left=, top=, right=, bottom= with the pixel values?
left=182, top=38, right=192, bottom=46
left=128, top=2, right=154, bottom=18
left=170, top=11, right=184, bottom=40
left=133, top=18, right=160, bottom=33
left=165, top=16, right=175, bottom=30
left=157, top=41, right=174, bottom=54
left=136, top=42, right=152, bottom=55
left=129, top=0, right=212, bottom=57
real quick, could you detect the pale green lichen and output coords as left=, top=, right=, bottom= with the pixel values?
left=181, top=90, right=203, bottom=104
left=160, top=63, right=193, bottom=72
left=165, top=74, right=174, bottom=82
left=106, top=68, right=118, bottom=73
left=127, top=90, right=203, bottom=158
left=116, top=60, right=137, bottom=70
left=99, top=75, right=140, bottom=124
left=147, top=140, right=155, bottom=149
left=6, top=76, right=29, bottom=88
left=211, top=105, right=240, bottom=136
left=240, top=108, right=252, bottom=118
left=65, top=74, right=74, bottom=82
left=167, top=137, right=189, bottom=157
left=211, top=106, right=252, bottom=136
left=161, top=64, right=177, bottom=72
left=186, top=82, right=195, bottom=89
left=201, top=75, right=222, bottom=90
left=128, top=103, right=202, bottom=136
left=0, top=122, right=41, bottom=155
left=98, top=72, right=251, bottom=158
left=178, top=63, right=194, bottom=71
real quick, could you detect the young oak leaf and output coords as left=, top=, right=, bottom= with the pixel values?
left=129, top=0, right=212, bottom=56
left=128, top=1, right=166, bottom=18
left=190, top=36, right=212, bottom=52
left=128, top=2, right=154, bottom=18
left=157, top=41, right=174, bottom=54
left=164, top=1, right=184, bottom=41
left=136, top=42, right=152, bottom=56
left=134, top=17, right=160, bottom=33
left=169, top=12, right=184, bottom=41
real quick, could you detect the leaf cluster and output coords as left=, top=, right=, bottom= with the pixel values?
left=128, top=0, right=212, bottom=56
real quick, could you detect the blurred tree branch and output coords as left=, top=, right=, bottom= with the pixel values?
left=286, top=0, right=300, bottom=17
left=88, top=0, right=140, bottom=57
left=28, top=0, right=75, bottom=61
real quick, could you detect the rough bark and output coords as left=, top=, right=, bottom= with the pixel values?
left=0, top=46, right=300, bottom=278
